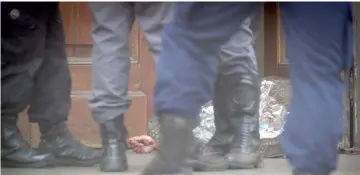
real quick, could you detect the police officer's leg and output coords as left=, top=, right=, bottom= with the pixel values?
left=1, top=2, right=55, bottom=168
left=26, top=3, right=102, bottom=167
left=135, top=2, right=173, bottom=63
left=222, top=9, right=262, bottom=169
left=192, top=9, right=262, bottom=171
left=88, top=2, right=134, bottom=172
left=142, top=3, right=260, bottom=175
left=279, top=2, right=353, bottom=175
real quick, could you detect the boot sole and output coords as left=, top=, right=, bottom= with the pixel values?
left=100, top=167, right=128, bottom=172
left=1, top=160, right=56, bottom=168
left=191, top=159, right=228, bottom=172
left=228, top=159, right=264, bottom=169
left=55, top=157, right=100, bottom=167
left=100, top=163, right=128, bottom=172
left=192, top=158, right=264, bottom=171
left=99, top=157, right=128, bottom=172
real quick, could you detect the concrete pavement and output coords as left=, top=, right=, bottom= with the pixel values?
left=2, top=152, right=360, bottom=175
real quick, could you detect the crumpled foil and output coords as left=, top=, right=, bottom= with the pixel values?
left=193, top=76, right=291, bottom=143
left=192, top=102, right=216, bottom=143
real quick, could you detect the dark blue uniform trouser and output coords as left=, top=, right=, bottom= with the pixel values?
left=154, top=2, right=353, bottom=173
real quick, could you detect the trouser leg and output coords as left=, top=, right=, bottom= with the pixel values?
left=218, top=8, right=260, bottom=76
left=279, top=2, right=353, bottom=174
left=1, top=59, right=43, bottom=116
left=1, top=3, right=47, bottom=116
left=88, top=2, right=136, bottom=172
left=135, top=2, right=174, bottom=63
left=89, top=2, right=172, bottom=122
left=88, top=2, right=134, bottom=123
left=27, top=5, right=71, bottom=127
left=142, top=3, right=261, bottom=175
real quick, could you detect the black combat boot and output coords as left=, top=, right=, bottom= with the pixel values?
left=191, top=74, right=233, bottom=171
left=293, top=170, right=331, bottom=175
left=142, top=114, right=197, bottom=175
left=1, top=115, right=55, bottom=168
left=225, top=73, right=263, bottom=169
left=99, top=115, right=128, bottom=172
left=38, top=121, right=102, bottom=167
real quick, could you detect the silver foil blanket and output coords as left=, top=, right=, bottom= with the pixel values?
left=148, top=76, right=292, bottom=158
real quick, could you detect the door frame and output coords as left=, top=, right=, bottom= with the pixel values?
left=353, top=2, right=360, bottom=148
left=263, top=2, right=288, bottom=77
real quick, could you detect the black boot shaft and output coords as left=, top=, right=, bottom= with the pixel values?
left=100, top=116, right=128, bottom=145
left=207, top=73, right=234, bottom=148
left=211, top=73, right=261, bottom=151
left=190, top=74, right=234, bottom=171
left=222, top=73, right=262, bottom=169
left=198, top=74, right=234, bottom=155
left=99, top=115, right=128, bottom=172
left=223, top=74, right=261, bottom=151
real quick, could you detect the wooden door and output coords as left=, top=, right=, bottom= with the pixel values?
left=264, top=3, right=288, bottom=77
left=20, top=2, right=155, bottom=147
